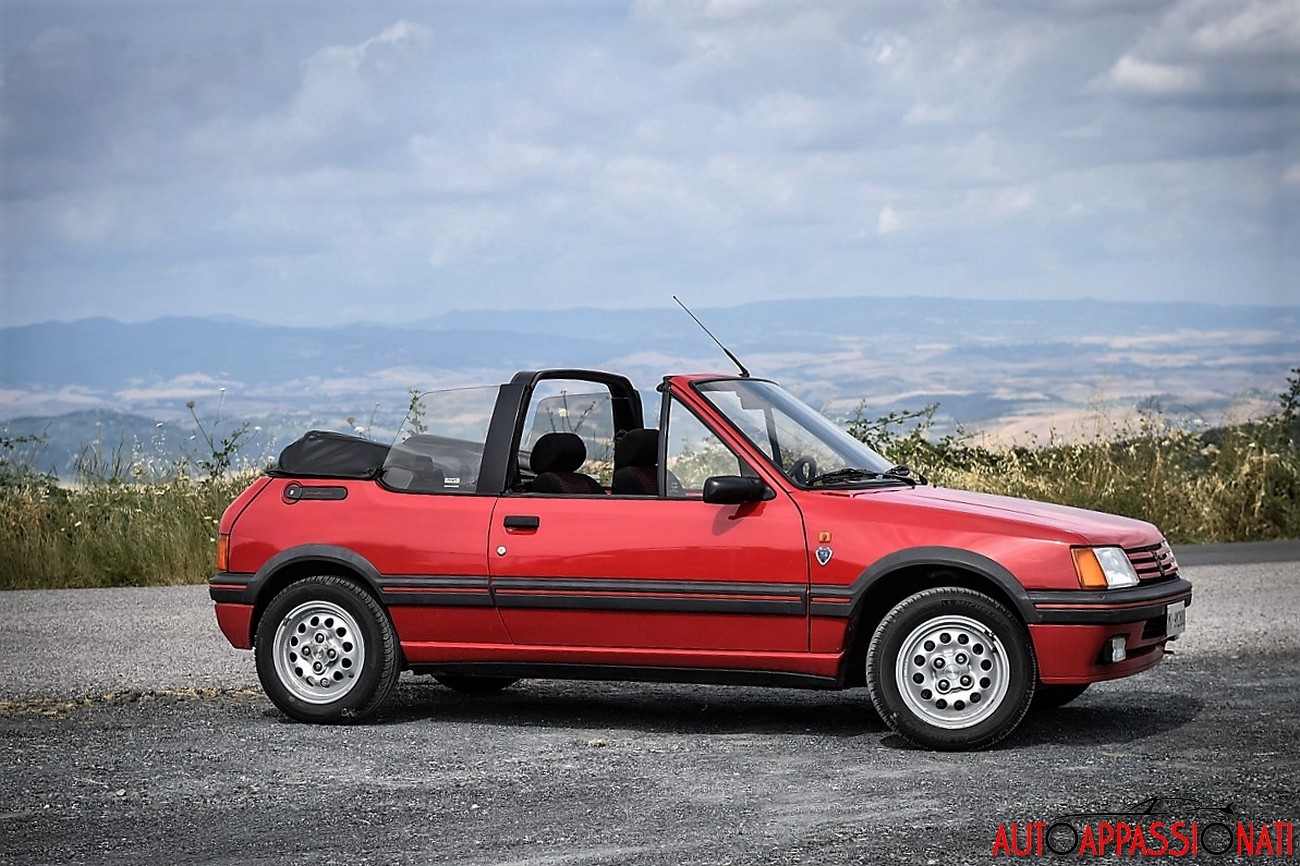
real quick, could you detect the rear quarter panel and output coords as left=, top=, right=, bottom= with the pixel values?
left=225, top=477, right=493, bottom=577
left=222, top=477, right=510, bottom=648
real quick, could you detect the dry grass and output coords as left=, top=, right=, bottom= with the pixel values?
left=0, top=476, right=253, bottom=590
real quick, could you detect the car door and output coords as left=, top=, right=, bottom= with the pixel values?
left=487, top=396, right=810, bottom=653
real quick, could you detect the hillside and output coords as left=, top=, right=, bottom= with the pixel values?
left=2, top=296, right=1296, bottom=476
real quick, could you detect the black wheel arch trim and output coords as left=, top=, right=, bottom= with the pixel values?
left=211, top=544, right=390, bottom=606
left=810, top=546, right=1040, bottom=624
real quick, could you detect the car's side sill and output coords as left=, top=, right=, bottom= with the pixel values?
left=407, top=662, right=843, bottom=691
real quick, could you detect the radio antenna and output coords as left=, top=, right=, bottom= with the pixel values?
left=672, top=295, right=750, bottom=378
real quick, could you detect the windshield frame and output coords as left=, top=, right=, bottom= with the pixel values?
left=689, top=377, right=898, bottom=489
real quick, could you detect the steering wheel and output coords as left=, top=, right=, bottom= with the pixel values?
left=788, top=455, right=818, bottom=486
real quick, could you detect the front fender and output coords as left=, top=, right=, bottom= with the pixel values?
left=810, top=545, right=1040, bottom=625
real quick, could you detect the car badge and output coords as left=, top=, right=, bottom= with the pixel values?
left=815, top=546, right=833, bottom=566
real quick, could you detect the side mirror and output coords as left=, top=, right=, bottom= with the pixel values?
left=702, top=475, right=770, bottom=505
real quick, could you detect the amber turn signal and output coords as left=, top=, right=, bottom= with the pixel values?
left=1072, top=547, right=1109, bottom=589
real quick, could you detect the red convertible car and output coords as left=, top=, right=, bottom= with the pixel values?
left=210, top=369, right=1191, bottom=750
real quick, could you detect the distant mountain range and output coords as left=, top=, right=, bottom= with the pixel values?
left=2, top=296, right=1296, bottom=478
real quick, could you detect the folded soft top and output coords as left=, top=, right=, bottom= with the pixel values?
left=272, top=430, right=390, bottom=479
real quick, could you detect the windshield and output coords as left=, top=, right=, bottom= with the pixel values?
left=694, top=379, right=896, bottom=486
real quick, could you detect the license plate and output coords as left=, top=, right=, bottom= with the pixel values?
left=1166, top=601, right=1186, bottom=639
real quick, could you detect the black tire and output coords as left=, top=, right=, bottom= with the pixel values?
left=865, top=587, right=1036, bottom=751
left=1031, top=683, right=1090, bottom=711
left=434, top=675, right=519, bottom=694
left=255, top=575, right=400, bottom=723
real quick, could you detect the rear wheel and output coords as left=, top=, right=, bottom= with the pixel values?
left=255, top=575, right=400, bottom=723
left=434, top=675, right=518, bottom=694
left=866, top=587, right=1036, bottom=751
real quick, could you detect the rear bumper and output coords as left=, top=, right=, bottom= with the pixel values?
left=1027, top=578, right=1191, bottom=683
left=210, top=573, right=255, bottom=649
left=209, top=572, right=253, bottom=605
left=214, top=602, right=254, bottom=649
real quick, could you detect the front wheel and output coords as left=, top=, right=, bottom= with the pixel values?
left=865, top=587, right=1036, bottom=751
left=255, top=575, right=401, bottom=723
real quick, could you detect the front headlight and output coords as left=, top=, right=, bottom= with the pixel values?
left=1072, top=546, right=1140, bottom=589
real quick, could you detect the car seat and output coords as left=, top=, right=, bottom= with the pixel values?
left=612, top=428, right=660, bottom=495
left=529, top=432, right=604, bottom=494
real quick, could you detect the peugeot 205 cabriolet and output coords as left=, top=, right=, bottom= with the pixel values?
left=210, top=368, right=1191, bottom=750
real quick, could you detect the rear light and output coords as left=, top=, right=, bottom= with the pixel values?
left=216, top=533, right=230, bottom=572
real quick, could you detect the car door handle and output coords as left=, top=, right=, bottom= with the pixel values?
left=503, top=515, right=540, bottom=530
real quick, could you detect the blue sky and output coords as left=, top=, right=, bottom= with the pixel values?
left=1, top=0, right=1297, bottom=327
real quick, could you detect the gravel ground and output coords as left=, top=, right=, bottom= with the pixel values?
left=1, top=541, right=1297, bottom=865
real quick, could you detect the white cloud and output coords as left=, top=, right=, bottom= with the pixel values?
left=741, top=91, right=824, bottom=132
left=968, top=185, right=1039, bottom=220
left=877, top=206, right=902, bottom=235
left=57, top=202, right=119, bottom=245
left=1093, top=55, right=1204, bottom=94
left=1096, top=0, right=1300, bottom=97
left=902, top=102, right=957, bottom=126
left=1180, top=0, right=1300, bottom=58
left=425, top=205, right=512, bottom=268
left=597, top=155, right=722, bottom=224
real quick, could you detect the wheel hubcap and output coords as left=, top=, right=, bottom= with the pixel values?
left=895, top=614, right=1010, bottom=729
left=272, top=600, right=364, bottom=704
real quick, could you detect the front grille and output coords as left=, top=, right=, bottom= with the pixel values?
left=1126, top=541, right=1180, bottom=582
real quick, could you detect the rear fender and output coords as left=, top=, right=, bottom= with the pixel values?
left=245, top=544, right=386, bottom=639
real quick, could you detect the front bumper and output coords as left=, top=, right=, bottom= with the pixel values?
left=1027, top=577, right=1192, bottom=683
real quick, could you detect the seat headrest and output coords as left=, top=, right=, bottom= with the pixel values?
left=530, top=432, right=587, bottom=474
left=615, top=428, right=658, bottom=467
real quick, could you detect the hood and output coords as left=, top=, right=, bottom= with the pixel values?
left=842, top=485, right=1162, bottom=548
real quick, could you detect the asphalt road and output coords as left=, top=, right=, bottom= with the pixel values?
left=2, top=541, right=1298, bottom=866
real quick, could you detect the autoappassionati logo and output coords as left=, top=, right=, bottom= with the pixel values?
left=992, top=796, right=1294, bottom=858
